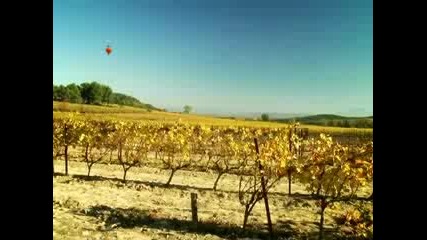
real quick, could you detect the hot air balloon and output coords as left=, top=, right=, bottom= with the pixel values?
left=106, top=45, right=112, bottom=55
left=104, top=40, right=113, bottom=56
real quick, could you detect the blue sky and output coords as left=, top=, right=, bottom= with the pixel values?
left=53, top=0, right=373, bottom=116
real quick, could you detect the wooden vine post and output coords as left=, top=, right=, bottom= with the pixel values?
left=254, top=138, right=273, bottom=238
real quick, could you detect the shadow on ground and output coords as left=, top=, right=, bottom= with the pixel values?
left=72, top=204, right=363, bottom=240
left=54, top=172, right=371, bottom=203
left=54, top=172, right=371, bottom=239
left=77, top=204, right=293, bottom=239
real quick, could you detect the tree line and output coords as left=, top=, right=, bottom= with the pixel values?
left=53, top=81, right=159, bottom=110
left=289, top=119, right=373, bottom=129
left=272, top=116, right=373, bottom=129
left=325, top=119, right=373, bottom=128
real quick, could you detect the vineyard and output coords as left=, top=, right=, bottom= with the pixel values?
left=53, top=103, right=373, bottom=137
left=53, top=113, right=373, bottom=240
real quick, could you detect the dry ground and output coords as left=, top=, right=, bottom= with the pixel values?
left=53, top=160, right=372, bottom=240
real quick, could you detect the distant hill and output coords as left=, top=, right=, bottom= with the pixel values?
left=202, top=112, right=311, bottom=120
left=194, top=111, right=373, bottom=128
left=236, top=112, right=311, bottom=119
left=272, top=114, right=373, bottom=128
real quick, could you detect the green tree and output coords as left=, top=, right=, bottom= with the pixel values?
left=110, top=93, right=143, bottom=107
left=355, top=119, right=372, bottom=128
left=53, top=85, right=61, bottom=101
left=99, top=84, right=113, bottom=104
left=79, top=83, right=92, bottom=104
left=343, top=119, right=351, bottom=128
left=55, top=85, right=70, bottom=101
left=80, top=82, right=102, bottom=104
left=65, top=83, right=82, bottom=103
left=183, top=105, right=192, bottom=114
left=261, top=113, right=269, bottom=121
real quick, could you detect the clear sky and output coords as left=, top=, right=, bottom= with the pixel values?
left=53, top=0, right=373, bottom=116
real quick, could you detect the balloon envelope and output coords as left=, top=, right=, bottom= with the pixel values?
left=106, top=47, right=112, bottom=55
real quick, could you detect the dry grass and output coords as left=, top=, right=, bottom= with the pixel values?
left=54, top=160, right=372, bottom=240
left=53, top=101, right=150, bottom=114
